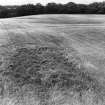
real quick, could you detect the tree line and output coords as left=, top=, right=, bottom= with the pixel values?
left=0, top=2, right=105, bottom=18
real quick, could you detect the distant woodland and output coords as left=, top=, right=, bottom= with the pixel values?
left=0, top=2, right=105, bottom=18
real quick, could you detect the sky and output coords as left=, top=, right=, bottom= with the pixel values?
left=0, top=0, right=105, bottom=5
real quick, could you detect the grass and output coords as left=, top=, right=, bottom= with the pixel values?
left=2, top=46, right=105, bottom=105
left=0, top=14, right=105, bottom=104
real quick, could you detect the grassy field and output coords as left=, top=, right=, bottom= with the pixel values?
left=0, top=15, right=105, bottom=105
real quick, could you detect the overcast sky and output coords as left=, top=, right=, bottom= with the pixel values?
left=0, top=0, right=104, bottom=5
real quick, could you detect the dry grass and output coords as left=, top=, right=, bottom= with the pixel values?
left=0, top=15, right=105, bottom=104
left=1, top=46, right=105, bottom=105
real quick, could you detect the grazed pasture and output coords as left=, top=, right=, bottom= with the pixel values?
left=0, top=15, right=105, bottom=105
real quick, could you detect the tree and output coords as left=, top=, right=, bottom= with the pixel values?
left=0, top=6, right=9, bottom=18
left=77, top=4, right=87, bottom=13
left=35, top=3, right=45, bottom=14
left=97, top=2, right=105, bottom=14
left=45, top=3, right=60, bottom=14
left=87, top=2, right=101, bottom=14
left=64, top=2, right=78, bottom=14
left=0, top=1, right=105, bottom=18
left=16, top=4, right=36, bottom=16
